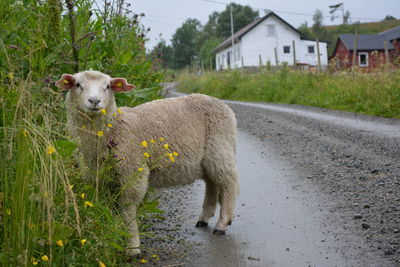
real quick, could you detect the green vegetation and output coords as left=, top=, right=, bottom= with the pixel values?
left=177, top=69, right=400, bottom=119
left=1, top=0, right=164, bottom=265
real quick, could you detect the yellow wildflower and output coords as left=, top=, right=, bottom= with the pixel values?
left=6, top=209, right=11, bottom=215
left=56, top=240, right=64, bottom=247
left=107, top=123, right=113, bottom=128
left=117, top=108, right=123, bottom=114
left=151, top=254, right=159, bottom=259
left=159, top=137, right=165, bottom=141
left=7, top=72, right=14, bottom=80
left=22, top=129, right=28, bottom=137
left=113, top=112, right=117, bottom=117
left=81, top=193, right=85, bottom=199
left=140, top=140, right=148, bottom=147
left=100, top=108, right=107, bottom=115
left=173, top=151, right=179, bottom=157
left=143, top=152, right=150, bottom=158
left=163, top=143, right=169, bottom=150
left=140, top=259, right=147, bottom=264
left=97, top=131, right=104, bottom=137
left=46, top=145, right=56, bottom=155
left=170, top=157, right=175, bottom=163
left=137, top=167, right=144, bottom=172
left=81, top=125, right=86, bottom=129
left=69, top=185, right=74, bottom=190
left=98, top=261, right=106, bottom=267
left=150, top=139, right=156, bottom=143
left=80, top=239, right=87, bottom=245
left=41, top=255, right=49, bottom=262
left=31, top=257, right=39, bottom=265
left=84, top=201, right=94, bottom=207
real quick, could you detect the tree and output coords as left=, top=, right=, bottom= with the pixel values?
left=298, top=21, right=312, bottom=39
left=149, top=40, right=174, bottom=70
left=384, top=15, right=396, bottom=21
left=199, top=37, right=223, bottom=70
left=312, top=9, right=327, bottom=40
left=343, top=10, right=351, bottom=24
left=216, top=3, right=259, bottom=39
left=171, top=18, right=201, bottom=69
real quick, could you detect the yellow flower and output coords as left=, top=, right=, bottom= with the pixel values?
left=31, top=257, right=39, bottom=265
left=140, top=140, right=148, bottom=147
left=163, top=143, right=169, bottom=150
left=69, top=185, right=74, bottom=190
left=113, top=112, right=117, bottom=117
left=137, top=167, right=144, bottom=172
left=98, top=261, right=106, bottom=267
left=46, top=145, right=56, bottom=155
left=81, top=125, right=86, bottom=129
left=41, top=255, right=49, bottom=262
left=140, top=259, right=147, bottom=264
left=173, top=151, right=179, bottom=157
left=84, top=201, right=94, bottom=207
left=6, top=209, right=11, bottom=215
left=81, top=193, right=85, bottom=199
left=97, top=131, right=104, bottom=137
left=169, top=157, right=175, bottom=163
left=7, top=72, right=14, bottom=80
left=151, top=254, right=159, bottom=259
left=80, top=239, right=87, bottom=245
left=150, top=139, right=156, bottom=143
left=117, top=108, right=123, bottom=114
left=107, top=123, right=113, bottom=128
left=143, top=152, right=150, bottom=158
left=100, top=108, right=107, bottom=115
left=159, top=137, right=165, bottom=141
left=56, top=240, right=64, bottom=247
left=22, top=129, right=28, bottom=137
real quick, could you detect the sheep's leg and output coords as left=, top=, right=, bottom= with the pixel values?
left=213, top=172, right=238, bottom=235
left=196, top=179, right=218, bottom=227
left=118, top=166, right=149, bottom=257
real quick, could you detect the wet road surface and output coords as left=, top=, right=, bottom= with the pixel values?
left=144, top=91, right=399, bottom=267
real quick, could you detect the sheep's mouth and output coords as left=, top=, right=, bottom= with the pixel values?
left=90, top=108, right=100, bottom=111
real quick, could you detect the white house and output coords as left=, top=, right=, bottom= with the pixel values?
left=215, top=12, right=328, bottom=70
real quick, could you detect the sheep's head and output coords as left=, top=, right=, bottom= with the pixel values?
left=55, top=70, right=135, bottom=115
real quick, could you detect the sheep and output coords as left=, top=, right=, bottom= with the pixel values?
left=55, top=70, right=239, bottom=257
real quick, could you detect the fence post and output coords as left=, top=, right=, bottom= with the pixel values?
left=316, top=39, right=321, bottom=71
left=274, top=47, right=279, bottom=66
left=292, top=40, right=297, bottom=67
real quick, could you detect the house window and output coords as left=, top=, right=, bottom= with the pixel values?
left=308, top=45, right=315, bottom=54
left=358, top=52, right=368, bottom=67
left=267, top=25, right=275, bottom=37
left=283, top=46, right=291, bottom=54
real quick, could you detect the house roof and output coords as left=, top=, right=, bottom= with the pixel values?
left=338, top=33, right=394, bottom=51
left=379, top=25, right=400, bottom=41
left=214, top=11, right=310, bottom=53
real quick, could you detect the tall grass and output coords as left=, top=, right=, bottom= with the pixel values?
left=177, top=68, right=400, bottom=118
left=1, top=0, right=166, bottom=265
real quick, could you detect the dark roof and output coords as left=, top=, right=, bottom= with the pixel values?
left=379, top=25, right=400, bottom=41
left=339, top=33, right=394, bottom=51
left=214, top=11, right=312, bottom=53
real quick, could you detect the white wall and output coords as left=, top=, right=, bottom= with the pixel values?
left=215, top=15, right=328, bottom=70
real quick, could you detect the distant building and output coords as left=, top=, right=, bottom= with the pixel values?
left=214, top=11, right=328, bottom=70
left=331, top=25, right=400, bottom=69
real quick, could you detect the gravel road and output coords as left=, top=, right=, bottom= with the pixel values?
left=139, top=90, right=400, bottom=267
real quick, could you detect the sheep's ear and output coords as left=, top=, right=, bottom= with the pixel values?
left=55, top=74, right=75, bottom=89
left=110, top=78, right=135, bottom=92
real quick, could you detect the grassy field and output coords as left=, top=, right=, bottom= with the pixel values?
left=0, top=0, right=166, bottom=266
left=177, top=68, right=400, bottom=119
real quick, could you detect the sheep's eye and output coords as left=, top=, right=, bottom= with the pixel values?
left=106, top=84, right=111, bottom=90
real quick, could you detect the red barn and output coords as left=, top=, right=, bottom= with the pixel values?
left=331, top=25, right=400, bottom=69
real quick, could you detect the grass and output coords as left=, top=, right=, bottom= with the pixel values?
left=0, top=0, right=168, bottom=266
left=176, top=68, right=400, bottom=119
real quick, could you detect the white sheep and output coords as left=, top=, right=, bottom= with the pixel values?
left=55, top=70, right=239, bottom=256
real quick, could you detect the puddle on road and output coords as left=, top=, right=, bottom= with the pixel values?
left=176, top=130, right=357, bottom=267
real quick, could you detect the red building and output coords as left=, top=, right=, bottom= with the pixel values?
left=331, top=25, right=400, bottom=69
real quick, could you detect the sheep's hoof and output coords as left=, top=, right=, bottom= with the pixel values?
left=213, top=229, right=226, bottom=235
left=196, top=221, right=208, bottom=227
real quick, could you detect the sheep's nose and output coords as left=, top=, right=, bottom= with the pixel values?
left=88, top=97, right=101, bottom=106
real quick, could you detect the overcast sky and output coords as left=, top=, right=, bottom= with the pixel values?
left=127, top=0, right=400, bottom=50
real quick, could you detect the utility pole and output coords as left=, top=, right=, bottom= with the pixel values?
left=352, top=24, right=358, bottom=67
left=230, top=2, right=235, bottom=69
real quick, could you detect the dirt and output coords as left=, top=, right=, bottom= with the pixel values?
left=137, top=91, right=400, bottom=267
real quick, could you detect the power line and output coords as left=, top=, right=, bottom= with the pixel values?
left=198, top=0, right=382, bottom=21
